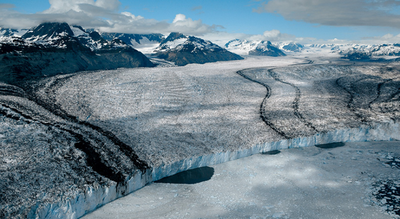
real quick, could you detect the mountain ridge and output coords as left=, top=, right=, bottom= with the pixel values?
left=0, top=22, right=154, bottom=84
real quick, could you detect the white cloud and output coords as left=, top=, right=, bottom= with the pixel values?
left=45, top=0, right=92, bottom=13
left=173, top=14, right=187, bottom=23
left=4, top=0, right=398, bottom=45
left=98, top=13, right=218, bottom=35
left=246, top=29, right=296, bottom=42
left=254, top=0, right=400, bottom=28
left=167, top=14, right=217, bottom=35
left=44, top=0, right=120, bottom=13
left=0, top=3, right=14, bottom=9
left=263, top=29, right=280, bottom=39
left=94, top=0, right=120, bottom=11
left=359, top=33, right=400, bottom=44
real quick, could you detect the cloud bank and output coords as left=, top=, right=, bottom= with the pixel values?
left=254, top=0, right=400, bottom=28
left=2, top=0, right=399, bottom=45
left=0, top=0, right=219, bottom=35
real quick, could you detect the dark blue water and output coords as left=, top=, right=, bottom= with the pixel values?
left=155, top=166, right=214, bottom=184
left=261, top=150, right=281, bottom=155
left=315, top=142, right=345, bottom=149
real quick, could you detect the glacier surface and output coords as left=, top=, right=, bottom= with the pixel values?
left=1, top=56, right=400, bottom=218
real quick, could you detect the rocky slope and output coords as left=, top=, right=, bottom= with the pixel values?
left=154, top=32, right=243, bottom=66
left=0, top=22, right=154, bottom=85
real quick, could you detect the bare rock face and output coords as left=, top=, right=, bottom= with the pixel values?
left=154, top=32, right=243, bottom=66
left=0, top=22, right=154, bottom=85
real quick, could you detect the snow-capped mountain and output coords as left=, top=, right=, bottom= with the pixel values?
left=224, top=39, right=259, bottom=55
left=100, top=33, right=164, bottom=54
left=249, top=41, right=286, bottom=57
left=225, top=39, right=286, bottom=56
left=0, top=22, right=153, bottom=84
left=156, top=32, right=193, bottom=51
left=154, top=32, right=243, bottom=66
left=281, top=42, right=304, bottom=52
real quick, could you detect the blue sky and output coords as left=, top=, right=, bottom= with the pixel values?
left=2, top=0, right=400, bottom=44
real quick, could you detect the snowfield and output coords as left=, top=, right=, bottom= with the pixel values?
left=1, top=56, right=400, bottom=218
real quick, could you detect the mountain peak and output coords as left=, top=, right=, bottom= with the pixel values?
left=22, top=22, right=74, bottom=41
left=249, top=41, right=286, bottom=56
left=259, top=40, right=272, bottom=45
left=160, top=32, right=186, bottom=45
left=282, top=42, right=304, bottom=52
left=156, top=33, right=222, bottom=53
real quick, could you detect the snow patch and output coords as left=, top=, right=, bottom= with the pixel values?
left=161, top=38, right=187, bottom=50
left=70, top=26, right=86, bottom=37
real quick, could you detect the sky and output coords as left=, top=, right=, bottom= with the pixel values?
left=2, top=0, right=400, bottom=45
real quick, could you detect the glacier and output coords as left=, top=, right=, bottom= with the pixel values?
left=1, top=56, right=400, bottom=218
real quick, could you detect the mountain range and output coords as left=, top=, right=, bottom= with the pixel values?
left=2, top=22, right=400, bottom=84
left=0, top=22, right=153, bottom=84
left=100, top=31, right=244, bottom=66
left=0, top=22, right=248, bottom=83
